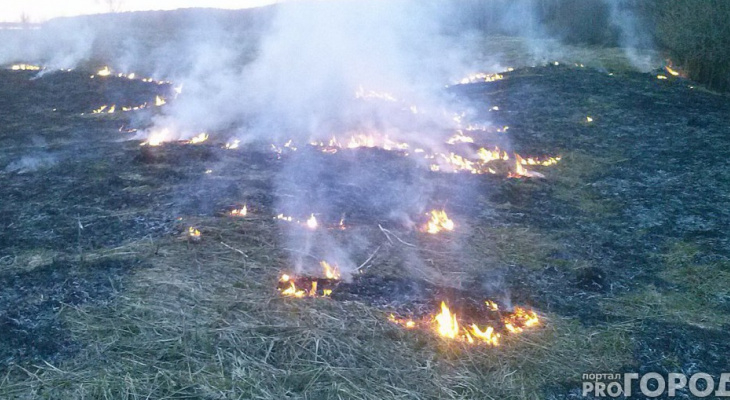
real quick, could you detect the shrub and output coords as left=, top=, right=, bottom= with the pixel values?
left=653, top=0, right=730, bottom=91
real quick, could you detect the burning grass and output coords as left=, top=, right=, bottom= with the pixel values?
left=3, top=58, right=730, bottom=398
left=0, top=219, right=634, bottom=399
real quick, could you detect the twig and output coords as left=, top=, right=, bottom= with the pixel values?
left=378, top=225, right=416, bottom=247
left=76, top=214, right=84, bottom=262
left=356, top=246, right=380, bottom=272
left=378, top=225, right=394, bottom=244
left=220, top=241, right=248, bottom=258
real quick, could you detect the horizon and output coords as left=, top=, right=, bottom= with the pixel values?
left=0, top=1, right=280, bottom=23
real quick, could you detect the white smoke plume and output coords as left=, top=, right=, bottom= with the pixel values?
left=149, top=0, right=484, bottom=147
left=0, top=18, right=95, bottom=70
left=603, top=0, right=657, bottom=71
left=0, top=0, right=661, bottom=281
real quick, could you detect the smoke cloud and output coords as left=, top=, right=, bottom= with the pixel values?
left=605, top=0, right=657, bottom=72
left=0, top=0, right=661, bottom=282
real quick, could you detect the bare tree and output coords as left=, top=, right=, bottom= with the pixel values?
left=96, top=0, right=125, bottom=13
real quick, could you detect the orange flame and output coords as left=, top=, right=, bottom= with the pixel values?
left=320, top=261, right=340, bottom=280
left=470, top=324, right=500, bottom=346
left=425, top=210, right=455, bottom=234
left=281, top=281, right=306, bottom=298
left=665, top=65, right=680, bottom=77
left=11, top=64, right=42, bottom=71
left=388, top=314, right=416, bottom=329
left=275, top=214, right=293, bottom=222
left=435, top=301, right=460, bottom=339
left=225, top=140, right=240, bottom=150
left=186, top=133, right=209, bottom=144
left=458, top=72, right=504, bottom=85
left=231, top=205, right=247, bottom=217
left=428, top=302, right=538, bottom=345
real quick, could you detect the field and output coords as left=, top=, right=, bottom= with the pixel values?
left=1, top=29, right=730, bottom=399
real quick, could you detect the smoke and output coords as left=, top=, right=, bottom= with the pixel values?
left=0, top=0, right=661, bottom=284
left=4, top=154, right=58, bottom=174
left=603, top=0, right=657, bottom=71
left=227, top=0, right=477, bottom=279
left=0, top=19, right=95, bottom=69
left=147, top=0, right=485, bottom=147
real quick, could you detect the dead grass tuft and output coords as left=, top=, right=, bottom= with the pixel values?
left=602, top=240, right=730, bottom=330
left=0, top=215, right=633, bottom=399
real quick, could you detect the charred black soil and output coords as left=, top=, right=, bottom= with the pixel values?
left=1, top=64, right=729, bottom=399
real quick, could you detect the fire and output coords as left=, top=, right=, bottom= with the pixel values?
left=458, top=72, right=504, bottom=85
left=283, top=139, right=297, bottom=151
left=10, top=64, right=41, bottom=71
left=155, top=96, right=167, bottom=107
left=225, top=140, right=240, bottom=150
left=320, top=261, right=340, bottom=280
left=504, top=306, right=540, bottom=330
left=469, top=324, right=500, bottom=346
left=388, top=314, right=416, bottom=329
left=657, top=75, right=668, bottom=80
left=509, top=154, right=545, bottom=179
left=230, top=205, right=248, bottom=217
left=425, top=210, right=455, bottom=234
left=446, top=132, right=475, bottom=145
left=277, top=262, right=341, bottom=299
left=275, top=214, right=293, bottom=222
left=435, top=301, right=460, bottom=339
left=186, top=133, right=209, bottom=144
left=281, top=281, right=306, bottom=298
left=92, top=105, right=110, bottom=114
left=387, top=301, right=535, bottom=345
left=477, top=147, right=510, bottom=163
left=188, top=227, right=201, bottom=238
left=97, top=66, right=112, bottom=77
left=141, top=128, right=171, bottom=147
left=422, top=302, right=538, bottom=345
left=436, top=153, right=480, bottom=174
left=306, top=214, right=318, bottom=230
left=520, top=155, right=561, bottom=167
left=586, top=116, right=593, bottom=123
left=309, top=135, right=409, bottom=153
left=279, top=277, right=335, bottom=299
left=665, top=65, right=680, bottom=77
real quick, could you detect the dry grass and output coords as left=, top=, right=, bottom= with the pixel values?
left=655, top=0, right=730, bottom=92
left=602, top=241, right=730, bottom=330
left=475, top=35, right=661, bottom=73
left=0, top=214, right=634, bottom=399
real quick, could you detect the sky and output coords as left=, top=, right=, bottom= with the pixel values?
left=0, top=0, right=279, bottom=23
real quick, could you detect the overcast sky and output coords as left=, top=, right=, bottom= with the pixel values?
left=0, top=0, right=279, bottom=23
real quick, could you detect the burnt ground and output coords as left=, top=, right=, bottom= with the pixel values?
left=0, top=64, right=729, bottom=399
